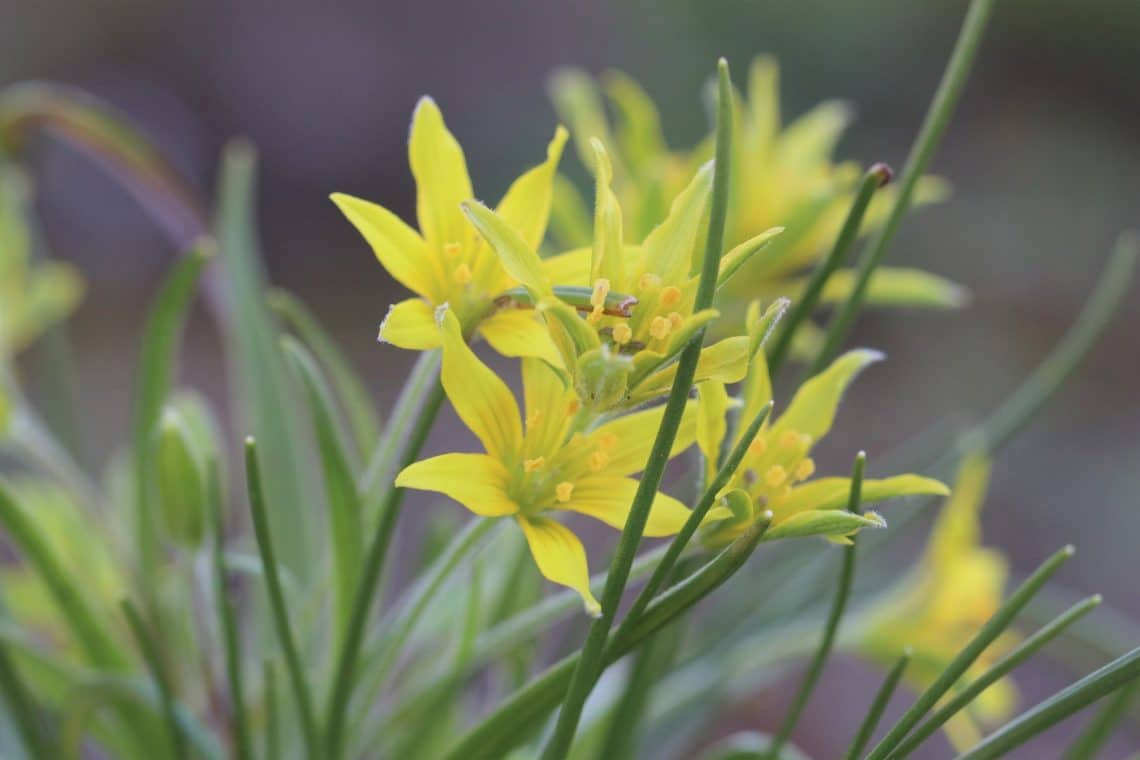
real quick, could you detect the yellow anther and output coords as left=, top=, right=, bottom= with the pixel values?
left=667, top=311, right=684, bottom=329
left=587, top=305, right=604, bottom=325
left=596, top=432, right=619, bottom=450
left=660, top=285, right=682, bottom=307
left=453, top=263, right=473, bottom=284
left=794, top=458, right=816, bottom=482
left=649, top=315, right=672, bottom=340
left=590, top=450, right=610, bottom=472
left=443, top=242, right=462, bottom=257
left=611, top=322, right=633, bottom=345
left=590, top=278, right=611, bottom=308
left=748, top=437, right=768, bottom=456
left=524, top=457, right=546, bottom=473
left=779, top=430, right=803, bottom=449
left=525, top=409, right=544, bottom=428
left=777, top=484, right=793, bottom=501
left=765, top=465, right=787, bottom=487
left=638, top=273, right=661, bottom=291
left=566, top=399, right=581, bottom=416
left=555, top=481, right=575, bottom=502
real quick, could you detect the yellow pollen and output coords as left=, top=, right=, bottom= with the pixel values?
left=590, top=278, right=611, bottom=308
left=597, top=432, right=619, bottom=450
left=443, top=242, right=462, bottom=257
left=555, top=481, right=574, bottom=502
left=748, top=437, right=768, bottom=456
left=566, top=399, right=581, bottom=416
left=638, top=273, right=661, bottom=291
left=590, top=450, right=610, bottom=472
left=660, top=285, right=682, bottom=307
left=524, top=457, right=546, bottom=473
left=611, top=323, right=633, bottom=345
left=453, top=263, right=473, bottom=284
left=794, top=458, right=816, bottom=481
left=765, top=465, right=787, bottom=487
left=649, top=315, right=672, bottom=340
left=779, top=430, right=803, bottom=449
left=667, top=311, right=684, bottom=329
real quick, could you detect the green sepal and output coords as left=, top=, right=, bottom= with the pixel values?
left=763, top=509, right=886, bottom=542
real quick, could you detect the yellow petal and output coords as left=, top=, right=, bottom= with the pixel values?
left=408, top=97, right=474, bottom=253
left=462, top=201, right=552, bottom=298
left=642, top=162, right=713, bottom=283
left=772, top=349, right=882, bottom=443
left=496, top=127, right=569, bottom=250
left=590, top=139, right=626, bottom=285
left=479, top=309, right=563, bottom=368
left=696, top=382, right=729, bottom=479
left=817, top=267, right=968, bottom=309
left=331, top=193, right=438, bottom=300
left=521, top=357, right=573, bottom=456
left=396, top=453, right=517, bottom=517
left=378, top=298, right=440, bottom=350
left=439, top=308, right=523, bottom=461
left=631, top=336, right=750, bottom=403
left=590, top=399, right=697, bottom=476
left=517, top=516, right=600, bottom=616
left=928, top=452, right=991, bottom=570
left=542, top=246, right=592, bottom=287
left=739, top=349, right=773, bottom=445
left=779, top=475, right=950, bottom=518
left=556, top=476, right=691, bottom=537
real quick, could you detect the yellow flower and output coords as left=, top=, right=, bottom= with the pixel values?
left=857, top=454, right=1017, bottom=750
left=331, top=97, right=575, bottom=365
left=461, top=139, right=782, bottom=415
left=697, top=302, right=948, bottom=545
left=395, top=307, right=699, bottom=615
left=549, top=60, right=961, bottom=335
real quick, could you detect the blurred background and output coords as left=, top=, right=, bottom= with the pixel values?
left=3, top=0, right=1138, bottom=755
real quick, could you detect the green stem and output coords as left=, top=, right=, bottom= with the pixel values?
left=0, top=638, right=48, bottom=759
left=970, top=232, right=1138, bottom=453
left=811, top=0, right=998, bottom=372
left=865, top=545, right=1075, bottom=760
left=959, top=645, right=1140, bottom=760
left=844, top=650, right=911, bottom=760
left=446, top=516, right=772, bottom=760
left=767, top=165, right=890, bottom=377
left=243, top=439, right=319, bottom=759
left=540, top=58, right=736, bottom=760
left=262, top=660, right=279, bottom=760
left=208, top=460, right=251, bottom=760
left=890, top=594, right=1102, bottom=758
left=1062, top=677, right=1139, bottom=760
left=323, top=375, right=446, bottom=759
left=766, top=452, right=865, bottom=757
left=121, top=600, right=186, bottom=760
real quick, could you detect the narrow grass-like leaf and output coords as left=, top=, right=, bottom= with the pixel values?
left=959, top=645, right=1140, bottom=760
left=242, top=438, right=319, bottom=759
left=262, top=660, right=279, bottom=760
left=0, top=637, right=48, bottom=759
left=812, top=0, right=999, bottom=371
left=207, top=458, right=251, bottom=760
left=268, top=287, right=381, bottom=464
left=216, top=143, right=314, bottom=577
left=891, top=594, right=1102, bottom=758
left=766, top=453, right=865, bottom=757
left=120, top=600, right=186, bottom=760
left=131, top=243, right=211, bottom=586
left=1062, top=678, right=1139, bottom=759
left=541, top=59, right=736, bottom=760
left=865, top=545, right=1075, bottom=760
left=844, top=650, right=911, bottom=760
left=281, top=336, right=364, bottom=644
left=0, top=482, right=125, bottom=668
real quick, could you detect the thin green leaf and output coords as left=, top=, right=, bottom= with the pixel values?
left=120, top=600, right=186, bottom=760
left=0, top=637, right=48, bottom=759
left=845, top=650, right=911, bottom=760
left=1062, top=678, right=1139, bottom=760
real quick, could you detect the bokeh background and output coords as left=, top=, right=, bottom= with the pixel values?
left=3, top=0, right=1138, bottom=756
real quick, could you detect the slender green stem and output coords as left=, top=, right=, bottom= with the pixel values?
left=0, top=638, right=48, bottom=759
left=891, top=595, right=1102, bottom=758
left=865, top=545, right=1075, bottom=760
left=208, top=460, right=251, bottom=760
left=811, top=0, right=998, bottom=373
left=540, top=58, right=735, bottom=760
left=767, top=453, right=866, bottom=757
left=323, top=375, right=446, bottom=759
left=1062, top=677, right=1139, bottom=760
left=959, top=645, right=1140, bottom=760
left=262, top=660, right=279, bottom=760
left=243, top=439, right=319, bottom=759
left=447, top=516, right=772, bottom=760
left=121, top=600, right=186, bottom=760
left=767, top=165, right=891, bottom=376
left=845, top=650, right=911, bottom=760
left=971, top=232, right=1138, bottom=453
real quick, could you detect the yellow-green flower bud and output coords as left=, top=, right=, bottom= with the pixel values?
left=154, top=395, right=221, bottom=549
left=575, top=345, right=632, bottom=413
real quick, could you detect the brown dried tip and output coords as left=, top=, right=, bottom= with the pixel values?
left=869, top=162, right=894, bottom=187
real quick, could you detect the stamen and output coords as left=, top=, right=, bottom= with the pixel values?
left=748, top=437, right=768, bottom=456
left=525, top=409, right=544, bottom=428
left=443, top=242, right=462, bottom=257
left=524, top=457, right=546, bottom=473
left=765, top=465, right=787, bottom=487
left=590, top=450, right=610, bottom=472
left=555, top=481, right=575, bottom=502
left=566, top=399, right=581, bottom=416
left=587, top=305, right=604, bottom=324
left=794, top=458, right=816, bottom=481
left=779, top=430, right=803, bottom=450
left=611, top=323, right=633, bottom=345
left=453, top=263, right=473, bottom=284
left=590, top=278, right=612, bottom=308
left=638, top=273, right=661, bottom=291
left=660, top=285, right=682, bottom=307
left=596, top=432, right=618, bottom=450
left=649, top=315, right=672, bottom=340
left=667, top=311, right=684, bottom=329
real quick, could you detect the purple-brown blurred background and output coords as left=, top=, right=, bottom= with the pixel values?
left=4, top=0, right=1139, bottom=755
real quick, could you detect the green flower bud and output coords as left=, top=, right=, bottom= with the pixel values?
left=575, top=345, right=632, bottom=412
left=154, top=394, right=222, bottom=549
